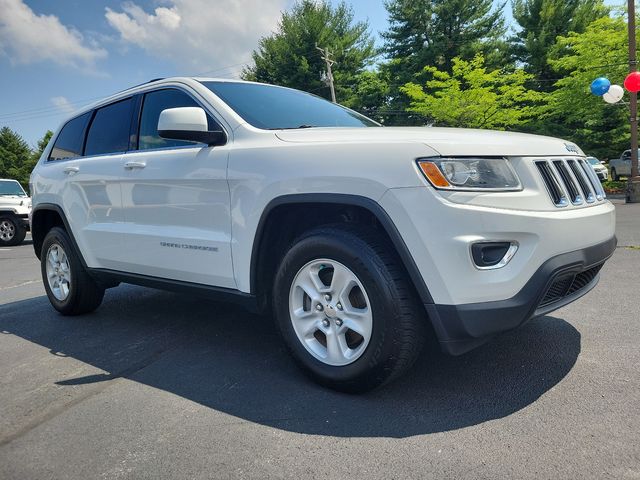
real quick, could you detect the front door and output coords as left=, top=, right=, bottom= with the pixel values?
left=118, top=88, right=234, bottom=288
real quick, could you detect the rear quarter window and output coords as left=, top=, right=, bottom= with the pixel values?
left=48, top=112, right=92, bottom=161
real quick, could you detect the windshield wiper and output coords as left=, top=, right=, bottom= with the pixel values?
left=270, top=125, right=317, bottom=130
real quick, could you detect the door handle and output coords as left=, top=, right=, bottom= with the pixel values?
left=63, top=166, right=79, bottom=175
left=124, top=161, right=146, bottom=170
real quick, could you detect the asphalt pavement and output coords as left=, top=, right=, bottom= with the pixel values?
left=0, top=200, right=639, bottom=479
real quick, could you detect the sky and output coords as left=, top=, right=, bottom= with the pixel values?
left=0, top=0, right=625, bottom=146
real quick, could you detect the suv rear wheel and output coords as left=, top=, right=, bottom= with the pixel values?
left=0, top=215, right=26, bottom=246
left=273, top=225, right=426, bottom=393
left=41, top=227, right=105, bottom=315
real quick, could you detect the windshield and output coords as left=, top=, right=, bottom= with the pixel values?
left=0, top=180, right=27, bottom=196
left=587, top=157, right=600, bottom=166
left=200, top=81, right=379, bottom=130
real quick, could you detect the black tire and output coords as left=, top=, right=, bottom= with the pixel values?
left=41, top=227, right=105, bottom=315
left=273, top=224, right=426, bottom=393
left=0, top=215, right=26, bottom=246
left=611, top=168, right=618, bottom=181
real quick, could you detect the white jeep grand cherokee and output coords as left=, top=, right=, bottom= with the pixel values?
left=30, top=78, right=616, bottom=392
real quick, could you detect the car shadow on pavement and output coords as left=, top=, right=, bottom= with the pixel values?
left=0, top=285, right=581, bottom=438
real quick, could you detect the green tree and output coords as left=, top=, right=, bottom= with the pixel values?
left=546, top=15, right=629, bottom=159
left=380, top=0, right=508, bottom=124
left=511, top=0, right=609, bottom=90
left=32, top=130, right=53, bottom=162
left=401, top=55, right=547, bottom=129
left=340, top=70, right=390, bottom=121
left=242, top=0, right=376, bottom=103
left=0, top=126, right=32, bottom=188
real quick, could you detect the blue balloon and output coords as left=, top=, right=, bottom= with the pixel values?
left=590, top=77, right=611, bottom=96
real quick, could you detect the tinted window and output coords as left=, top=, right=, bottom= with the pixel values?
left=49, top=112, right=91, bottom=160
left=139, top=89, right=218, bottom=150
left=84, top=98, right=134, bottom=156
left=200, top=81, right=379, bottom=130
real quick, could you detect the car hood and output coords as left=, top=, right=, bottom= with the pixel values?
left=275, top=127, right=584, bottom=157
left=0, top=195, right=31, bottom=206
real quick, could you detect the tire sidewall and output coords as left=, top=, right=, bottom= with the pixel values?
left=274, top=230, right=405, bottom=388
left=0, top=216, right=24, bottom=246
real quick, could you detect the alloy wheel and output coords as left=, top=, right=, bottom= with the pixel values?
left=288, top=258, right=373, bottom=366
left=46, top=243, right=72, bottom=301
left=0, top=219, right=16, bottom=242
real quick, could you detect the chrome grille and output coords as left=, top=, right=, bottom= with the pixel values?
left=553, top=160, right=582, bottom=204
left=536, top=158, right=605, bottom=208
left=567, top=160, right=595, bottom=203
left=577, top=159, right=605, bottom=201
left=536, top=161, right=567, bottom=206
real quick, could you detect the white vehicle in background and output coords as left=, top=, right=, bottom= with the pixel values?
left=586, top=156, right=608, bottom=182
left=0, top=179, right=31, bottom=246
left=29, top=78, right=616, bottom=392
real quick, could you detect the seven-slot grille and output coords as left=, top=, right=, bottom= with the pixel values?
left=535, top=158, right=605, bottom=207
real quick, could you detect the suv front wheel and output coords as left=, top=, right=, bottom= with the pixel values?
left=273, top=225, right=426, bottom=393
left=41, top=227, right=105, bottom=315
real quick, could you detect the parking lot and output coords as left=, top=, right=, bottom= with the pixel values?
left=0, top=199, right=638, bottom=479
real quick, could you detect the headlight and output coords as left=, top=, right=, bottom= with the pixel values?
left=417, top=157, right=522, bottom=191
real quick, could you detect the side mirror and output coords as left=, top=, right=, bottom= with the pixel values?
left=158, top=107, right=226, bottom=146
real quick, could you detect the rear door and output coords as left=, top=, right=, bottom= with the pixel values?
left=48, top=99, right=134, bottom=268
left=118, top=87, right=234, bottom=288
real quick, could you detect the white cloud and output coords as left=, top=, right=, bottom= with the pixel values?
left=105, top=0, right=290, bottom=76
left=50, top=96, right=75, bottom=114
left=0, top=0, right=106, bottom=68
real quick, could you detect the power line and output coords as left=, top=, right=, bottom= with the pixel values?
left=0, top=95, right=105, bottom=120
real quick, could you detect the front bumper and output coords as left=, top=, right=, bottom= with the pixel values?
left=595, top=170, right=608, bottom=181
left=16, top=213, right=30, bottom=231
left=427, top=236, right=616, bottom=355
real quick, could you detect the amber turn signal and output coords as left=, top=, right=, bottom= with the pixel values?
left=417, top=161, right=451, bottom=188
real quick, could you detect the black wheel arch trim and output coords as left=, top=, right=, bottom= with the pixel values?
left=31, top=203, right=86, bottom=264
left=249, top=193, right=435, bottom=305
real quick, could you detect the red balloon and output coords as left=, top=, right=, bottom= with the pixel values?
left=624, top=71, right=640, bottom=92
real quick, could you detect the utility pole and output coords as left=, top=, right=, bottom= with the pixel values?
left=628, top=0, right=640, bottom=202
left=316, top=44, right=337, bottom=103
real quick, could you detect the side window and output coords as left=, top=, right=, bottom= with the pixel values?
left=48, top=112, right=91, bottom=161
left=84, top=98, right=134, bottom=157
left=138, top=89, right=218, bottom=150
left=623, top=151, right=631, bottom=160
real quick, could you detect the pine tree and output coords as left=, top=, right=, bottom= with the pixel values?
left=242, top=0, right=376, bottom=104
left=380, top=0, right=508, bottom=124
left=0, top=127, right=32, bottom=187
left=511, top=0, right=609, bottom=90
